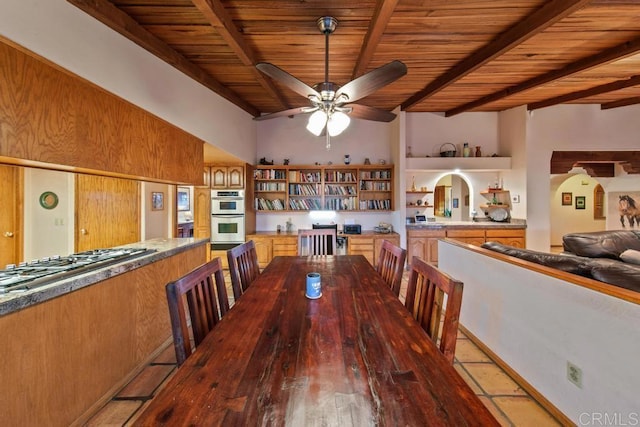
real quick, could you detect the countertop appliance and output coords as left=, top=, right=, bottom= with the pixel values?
left=211, top=189, right=245, bottom=248
left=0, top=247, right=154, bottom=294
left=343, top=224, right=361, bottom=234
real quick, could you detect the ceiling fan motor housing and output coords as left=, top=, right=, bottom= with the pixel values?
left=317, top=17, right=337, bottom=34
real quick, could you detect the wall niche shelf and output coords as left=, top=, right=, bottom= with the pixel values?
left=406, top=156, right=511, bottom=171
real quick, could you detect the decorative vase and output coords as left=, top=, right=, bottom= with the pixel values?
left=411, top=176, right=417, bottom=192
left=463, top=142, right=471, bottom=158
left=475, top=146, right=482, bottom=157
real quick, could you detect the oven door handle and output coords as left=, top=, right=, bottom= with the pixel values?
left=212, top=197, right=244, bottom=201
left=211, top=214, right=245, bottom=218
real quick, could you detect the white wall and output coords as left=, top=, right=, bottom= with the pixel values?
left=23, top=169, right=74, bottom=260
left=1, top=0, right=256, bottom=164
left=142, top=182, right=173, bottom=240
left=439, top=241, right=640, bottom=424
left=527, top=104, right=640, bottom=251
left=550, top=173, right=606, bottom=245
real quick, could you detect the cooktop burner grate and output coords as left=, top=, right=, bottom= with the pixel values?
left=0, top=247, right=154, bottom=294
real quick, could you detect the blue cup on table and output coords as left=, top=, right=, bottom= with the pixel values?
left=306, top=272, right=322, bottom=299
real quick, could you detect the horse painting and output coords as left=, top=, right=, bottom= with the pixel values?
left=618, top=195, right=640, bottom=227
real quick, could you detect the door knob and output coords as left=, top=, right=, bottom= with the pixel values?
left=80, top=228, right=87, bottom=235
left=3, top=231, right=14, bottom=238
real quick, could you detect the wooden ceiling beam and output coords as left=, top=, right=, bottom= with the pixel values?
left=351, top=0, right=399, bottom=79
left=446, top=36, right=640, bottom=117
left=550, top=151, right=640, bottom=175
left=601, top=96, right=640, bottom=110
left=401, top=0, right=591, bottom=111
left=189, top=0, right=290, bottom=112
left=66, top=0, right=259, bottom=116
left=528, top=75, right=640, bottom=111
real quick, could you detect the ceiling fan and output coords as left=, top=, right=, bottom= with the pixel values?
left=254, top=16, right=407, bottom=149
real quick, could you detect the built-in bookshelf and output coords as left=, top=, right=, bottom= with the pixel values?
left=253, top=164, right=394, bottom=212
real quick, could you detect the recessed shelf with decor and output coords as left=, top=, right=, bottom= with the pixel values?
left=406, top=156, right=511, bottom=171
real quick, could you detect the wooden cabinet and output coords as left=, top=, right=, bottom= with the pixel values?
left=210, top=165, right=244, bottom=189
left=485, top=229, right=526, bottom=248
left=407, top=229, right=446, bottom=265
left=247, top=234, right=297, bottom=266
left=407, top=226, right=526, bottom=264
left=446, top=229, right=485, bottom=247
left=253, top=164, right=393, bottom=212
left=348, top=236, right=375, bottom=265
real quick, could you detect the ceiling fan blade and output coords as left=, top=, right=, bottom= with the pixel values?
left=256, top=62, right=321, bottom=100
left=253, top=106, right=315, bottom=121
left=336, top=60, right=407, bottom=103
left=346, top=104, right=397, bottom=122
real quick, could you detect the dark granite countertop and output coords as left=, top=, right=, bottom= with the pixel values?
left=0, top=238, right=209, bottom=316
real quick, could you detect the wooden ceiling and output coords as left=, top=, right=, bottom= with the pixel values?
left=67, top=0, right=640, bottom=118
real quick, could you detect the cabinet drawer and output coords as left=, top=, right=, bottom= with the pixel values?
left=407, top=229, right=446, bottom=239
left=446, top=229, right=485, bottom=238
left=348, top=237, right=374, bottom=250
left=273, top=237, right=297, bottom=256
left=485, top=229, right=525, bottom=238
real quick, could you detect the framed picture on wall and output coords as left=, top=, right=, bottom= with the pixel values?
left=177, top=187, right=190, bottom=211
left=575, top=196, right=586, bottom=210
left=152, top=192, right=164, bottom=211
left=452, top=198, right=459, bottom=209
left=562, top=192, right=572, bottom=206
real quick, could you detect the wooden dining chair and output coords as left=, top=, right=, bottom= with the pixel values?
left=376, top=239, right=407, bottom=297
left=166, top=257, right=230, bottom=365
left=227, top=240, right=261, bottom=300
left=297, top=229, right=337, bottom=256
left=404, top=256, right=464, bottom=364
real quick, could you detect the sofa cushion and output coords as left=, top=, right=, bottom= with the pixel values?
left=620, top=249, right=640, bottom=265
left=562, top=231, right=640, bottom=259
left=482, top=242, right=594, bottom=278
left=588, top=259, right=640, bottom=292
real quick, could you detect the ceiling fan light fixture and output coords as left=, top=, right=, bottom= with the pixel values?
left=307, top=110, right=327, bottom=136
left=327, top=111, right=350, bottom=136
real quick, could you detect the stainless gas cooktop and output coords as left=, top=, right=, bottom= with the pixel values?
left=0, top=247, right=154, bottom=294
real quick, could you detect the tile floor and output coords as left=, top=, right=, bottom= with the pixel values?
left=85, top=270, right=564, bottom=426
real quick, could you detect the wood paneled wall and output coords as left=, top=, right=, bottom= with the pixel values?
left=0, top=38, right=203, bottom=184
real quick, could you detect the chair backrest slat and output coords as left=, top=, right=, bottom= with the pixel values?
left=404, top=256, right=464, bottom=364
left=227, top=240, right=261, bottom=300
left=166, top=257, right=230, bottom=365
left=297, top=229, right=337, bottom=256
left=376, top=240, right=407, bottom=296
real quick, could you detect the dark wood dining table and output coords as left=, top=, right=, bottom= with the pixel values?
left=135, top=255, right=498, bottom=426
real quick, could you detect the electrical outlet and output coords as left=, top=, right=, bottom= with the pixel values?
left=567, top=361, right=583, bottom=388
left=511, top=194, right=520, bottom=203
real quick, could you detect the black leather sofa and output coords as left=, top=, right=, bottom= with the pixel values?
left=482, top=230, right=640, bottom=293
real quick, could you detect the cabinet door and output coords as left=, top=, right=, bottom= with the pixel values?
left=374, top=235, right=400, bottom=268
left=227, top=166, right=244, bottom=189
left=426, top=237, right=441, bottom=264
left=202, top=166, right=211, bottom=188
left=407, top=238, right=426, bottom=264
left=75, top=175, right=140, bottom=252
left=193, top=188, right=211, bottom=239
left=251, top=237, right=272, bottom=266
left=210, top=166, right=228, bottom=189
left=485, top=229, right=525, bottom=248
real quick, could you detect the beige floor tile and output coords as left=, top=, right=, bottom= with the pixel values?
left=454, top=338, right=492, bottom=363
left=463, top=363, right=527, bottom=396
left=85, top=400, right=142, bottom=426
left=454, top=363, right=483, bottom=395
left=116, top=364, right=175, bottom=399
left=493, top=396, right=562, bottom=427
left=478, top=396, right=512, bottom=427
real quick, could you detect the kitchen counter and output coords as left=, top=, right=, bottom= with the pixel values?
left=1, top=237, right=208, bottom=427
left=406, top=218, right=526, bottom=230
left=249, top=230, right=401, bottom=237
left=0, top=237, right=209, bottom=316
